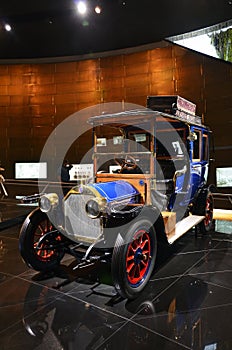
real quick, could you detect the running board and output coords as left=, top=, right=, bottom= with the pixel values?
left=168, top=215, right=205, bottom=244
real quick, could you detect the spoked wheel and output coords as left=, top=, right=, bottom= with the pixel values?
left=19, top=208, right=65, bottom=271
left=204, top=194, right=214, bottom=230
left=112, top=218, right=157, bottom=299
left=194, top=188, right=214, bottom=233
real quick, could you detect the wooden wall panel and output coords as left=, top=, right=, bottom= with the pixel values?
left=8, top=147, right=33, bottom=162
left=151, top=69, right=174, bottom=84
left=0, top=125, right=7, bottom=136
left=124, top=74, right=149, bottom=87
left=8, top=64, right=32, bottom=75
left=29, top=95, right=53, bottom=105
left=0, top=75, right=10, bottom=85
left=29, top=105, right=55, bottom=117
left=0, top=107, right=8, bottom=121
left=100, top=66, right=124, bottom=79
left=10, top=95, right=29, bottom=105
left=150, top=46, right=173, bottom=60
left=7, top=106, right=31, bottom=118
left=78, top=91, right=98, bottom=103
left=8, top=116, right=31, bottom=128
left=0, top=86, right=8, bottom=95
left=54, top=72, right=76, bottom=83
left=32, top=126, right=54, bottom=138
left=55, top=103, right=77, bottom=120
left=8, top=127, right=32, bottom=138
left=77, top=69, right=98, bottom=82
left=173, top=46, right=203, bottom=66
left=30, top=74, right=54, bottom=85
left=0, top=96, right=10, bottom=106
left=125, top=62, right=149, bottom=76
left=56, top=62, right=77, bottom=73
left=125, top=85, right=149, bottom=97
left=149, top=57, right=174, bottom=72
left=54, top=93, right=78, bottom=105
left=32, top=116, right=54, bottom=127
left=103, top=87, right=125, bottom=102
left=100, top=55, right=124, bottom=68
left=124, top=51, right=149, bottom=65
left=28, top=64, right=55, bottom=75
left=175, top=65, right=202, bottom=81
left=150, top=79, right=175, bottom=96
left=56, top=83, right=76, bottom=94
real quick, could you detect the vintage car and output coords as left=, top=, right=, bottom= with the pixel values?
left=19, top=96, right=214, bottom=299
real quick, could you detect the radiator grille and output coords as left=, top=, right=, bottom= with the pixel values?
left=64, top=193, right=103, bottom=243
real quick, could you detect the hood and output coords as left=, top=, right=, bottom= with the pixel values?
left=88, top=180, right=139, bottom=202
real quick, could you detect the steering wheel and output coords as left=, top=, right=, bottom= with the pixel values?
left=114, top=154, right=137, bottom=173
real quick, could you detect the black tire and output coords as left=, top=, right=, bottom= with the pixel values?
left=19, top=208, right=65, bottom=271
left=111, top=218, right=157, bottom=299
left=193, top=188, right=214, bottom=233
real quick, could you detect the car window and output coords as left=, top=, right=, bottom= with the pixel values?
left=192, top=130, right=201, bottom=161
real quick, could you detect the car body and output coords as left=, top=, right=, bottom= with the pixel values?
left=19, top=96, right=214, bottom=299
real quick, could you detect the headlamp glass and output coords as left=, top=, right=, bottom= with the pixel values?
left=39, top=193, right=59, bottom=213
left=85, top=199, right=101, bottom=218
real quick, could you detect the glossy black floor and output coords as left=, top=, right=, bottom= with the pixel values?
left=0, top=200, right=232, bottom=350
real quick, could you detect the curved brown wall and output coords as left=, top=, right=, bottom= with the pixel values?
left=0, top=42, right=231, bottom=187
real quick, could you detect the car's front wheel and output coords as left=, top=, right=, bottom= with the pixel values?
left=111, top=218, right=157, bottom=299
left=19, top=208, right=65, bottom=271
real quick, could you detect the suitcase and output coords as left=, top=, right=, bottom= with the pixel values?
left=147, top=95, right=196, bottom=116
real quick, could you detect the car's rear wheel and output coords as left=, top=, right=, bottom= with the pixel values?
left=111, top=218, right=157, bottom=299
left=194, top=188, right=214, bottom=233
left=19, top=208, right=65, bottom=271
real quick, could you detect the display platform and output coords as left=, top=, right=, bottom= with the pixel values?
left=213, top=208, right=232, bottom=221
left=0, top=199, right=231, bottom=349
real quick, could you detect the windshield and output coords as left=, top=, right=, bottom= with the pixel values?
left=93, top=119, right=188, bottom=177
left=94, top=125, right=152, bottom=175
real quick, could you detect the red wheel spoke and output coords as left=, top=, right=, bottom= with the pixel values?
left=38, top=224, right=46, bottom=235
left=140, top=239, right=148, bottom=250
left=127, top=260, right=134, bottom=272
left=133, top=240, right=139, bottom=249
left=129, top=245, right=137, bottom=254
left=37, top=248, right=43, bottom=257
left=128, top=264, right=136, bottom=278
left=140, top=260, right=147, bottom=268
left=127, top=255, right=134, bottom=262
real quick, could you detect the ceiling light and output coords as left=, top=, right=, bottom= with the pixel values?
left=4, top=23, right=12, bottom=32
left=95, top=5, right=102, bottom=14
left=76, top=1, right=87, bottom=15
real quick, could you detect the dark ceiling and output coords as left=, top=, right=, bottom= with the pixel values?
left=0, top=0, right=232, bottom=59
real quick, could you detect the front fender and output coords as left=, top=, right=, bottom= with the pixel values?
left=103, top=205, right=167, bottom=248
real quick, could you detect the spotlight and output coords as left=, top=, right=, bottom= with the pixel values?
left=76, top=1, right=87, bottom=15
left=95, top=5, right=102, bottom=14
left=4, top=23, right=12, bottom=32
